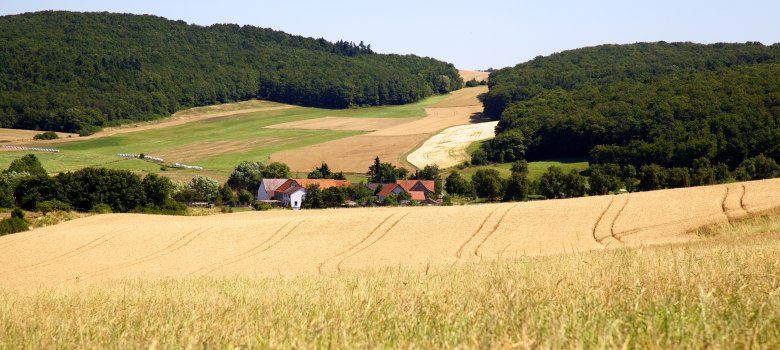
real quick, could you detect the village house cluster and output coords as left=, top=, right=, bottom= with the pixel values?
left=257, top=178, right=437, bottom=209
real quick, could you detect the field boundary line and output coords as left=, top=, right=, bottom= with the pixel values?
left=336, top=212, right=411, bottom=272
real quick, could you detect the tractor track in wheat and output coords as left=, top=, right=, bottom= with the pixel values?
left=71, top=226, right=214, bottom=282
left=473, top=205, right=518, bottom=257
left=335, top=212, right=411, bottom=272
left=455, top=206, right=502, bottom=258
left=0, top=230, right=125, bottom=276
left=318, top=214, right=395, bottom=275
left=591, top=196, right=617, bottom=244
left=197, top=221, right=302, bottom=276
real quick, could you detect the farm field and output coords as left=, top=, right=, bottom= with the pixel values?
left=407, top=121, right=498, bottom=169
left=3, top=211, right=780, bottom=348
left=0, top=95, right=448, bottom=181
left=1, top=178, right=778, bottom=289
left=270, top=84, right=488, bottom=172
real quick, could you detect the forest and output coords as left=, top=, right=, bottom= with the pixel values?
left=481, top=42, right=780, bottom=176
left=0, top=11, right=462, bottom=134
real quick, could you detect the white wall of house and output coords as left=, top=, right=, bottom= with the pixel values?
left=289, top=189, right=305, bottom=209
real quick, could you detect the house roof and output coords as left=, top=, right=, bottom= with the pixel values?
left=260, top=179, right=288, bottom=193
left=409, top=191, right=426, bottom=201
left=274, top=179, right=297, bottom=194
left=396, top=180, right=435, bottom=193
left=283, top=186, right=306, bottom=195
left=376, top=183, right=401, bottom=197
left=292, top=179, right=350, bottom=190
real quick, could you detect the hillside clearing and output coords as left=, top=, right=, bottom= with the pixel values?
left=1, top=179, right=778, bottom=289
left=458, top=69, right=490, bottom=83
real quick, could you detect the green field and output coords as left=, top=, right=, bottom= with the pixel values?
left=2, top=210, right=779, bottom=348
left=0, top=96, right=447, bottom=180
left=455, top=159, right=590, bottom=181
left=460, top=140, right=589, bottom=180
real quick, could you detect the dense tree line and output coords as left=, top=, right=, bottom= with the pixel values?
left=0, top=11, right=462, bottom=134
left=1, top=154, right=183, bottom=214
left=479, top=42, right=780, bottom=179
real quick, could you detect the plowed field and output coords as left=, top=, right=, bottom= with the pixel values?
left=2, top=179, right=779, bottom=289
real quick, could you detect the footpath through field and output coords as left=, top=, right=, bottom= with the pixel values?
left=2, top=178, right=779, bottom=289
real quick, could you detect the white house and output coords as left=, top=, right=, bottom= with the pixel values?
left=257, top=179, right=288, bottom=201
left=282, top=186, right=307, bottom=210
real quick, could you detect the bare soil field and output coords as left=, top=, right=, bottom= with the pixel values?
left=407, top=121, right=498, bottom=169
left=2, top=178, right=778, bottom=289
left=271, top=86, right=486, bottom=172
left=264, top=116, right=409, bottom=131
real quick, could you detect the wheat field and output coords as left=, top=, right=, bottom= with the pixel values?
left=1, top=179, right=779, bottom=290
left=1, top=205, right=779, bottom=348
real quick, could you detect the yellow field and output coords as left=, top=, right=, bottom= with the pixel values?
left=2, top=191, right=780, bottom=348
left=2, top=179, right=778, bottom=290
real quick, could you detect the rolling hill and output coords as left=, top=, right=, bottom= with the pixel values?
left=480, top=42, right=780, bottom=172
left=0, top=11, right=462, bottom=135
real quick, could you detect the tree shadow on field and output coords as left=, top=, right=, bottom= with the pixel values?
left=469, top=112, right=493, bottom=124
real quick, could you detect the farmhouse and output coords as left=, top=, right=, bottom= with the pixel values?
left=375, top=180, right=438, bottom=205
left=266, top=179, right=350, bottom=209
left=256, top=178, right=288, bottom=201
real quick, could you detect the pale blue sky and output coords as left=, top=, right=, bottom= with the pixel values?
left=3, top=1, right=779, bottom=69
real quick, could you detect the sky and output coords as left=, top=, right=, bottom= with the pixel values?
left=3, top=0, right=780, bottom=69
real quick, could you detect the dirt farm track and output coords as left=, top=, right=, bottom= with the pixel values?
left=1, top=179, right=778, bottom=289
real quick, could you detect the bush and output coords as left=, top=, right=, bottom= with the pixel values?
left=11, top=207, right=25, bottom=219
left=90, top=203, right=113, bottom=214
left=252, top=202, right=276, bottom=211
left=36, top=199, right=71, bottom=215
left=0, top=217, right=28, bottom=236
left=33, top=131, right=59, bottom=140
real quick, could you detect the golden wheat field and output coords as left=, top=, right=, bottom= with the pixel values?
left=1, top=179, right=779, bottom=290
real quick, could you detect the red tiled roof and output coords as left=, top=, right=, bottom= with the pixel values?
left=409, top=191, right=426, bottom=201
left=376, top=183, right=401, bottom=197
left=293, top=179, right=350, bottom=190
left=395, top=180, right=417, bottom=192
left=396, top=180, right=435, bottom=193
left=274, top=179, right=297, bottom=194
left=418, top=180, right=435, bottom=193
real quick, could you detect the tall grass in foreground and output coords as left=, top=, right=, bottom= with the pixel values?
left=1, top=213, right=780, bottom=349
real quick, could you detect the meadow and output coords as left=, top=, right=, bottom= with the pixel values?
left=0, top=95, right=446, bottom=181
left=1, top=206, right=778, bottom=348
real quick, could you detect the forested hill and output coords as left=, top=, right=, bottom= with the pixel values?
left=480, top=42, right=780, bottom=171
left=0, top=11, right=462, bottom=134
